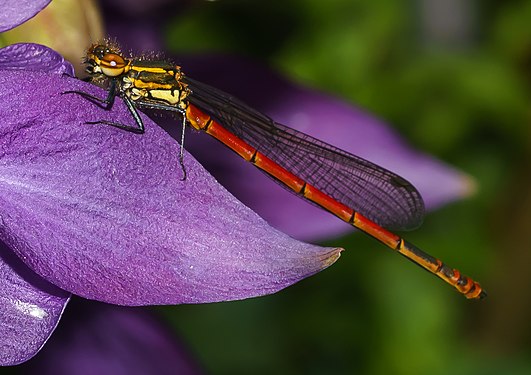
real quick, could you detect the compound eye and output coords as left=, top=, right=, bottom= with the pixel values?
left=95, top=47, right=107, bottom=58
left=100, top=53, right=127, bottom=77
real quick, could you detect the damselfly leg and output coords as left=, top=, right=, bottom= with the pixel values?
left=64, top=82, right=189, bottom=179
left=63, top=79, right=145, bottom=134
left=133, top=101, right=188, bottom=180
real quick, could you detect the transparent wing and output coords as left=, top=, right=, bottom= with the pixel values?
left=184, top=77, right=425, bottom=231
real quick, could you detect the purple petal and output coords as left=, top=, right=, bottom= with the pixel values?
left=21, top=301, right=204, bottom=374
left=0, top=241, right=70, bottom=366
left=0, top=0, right=51, bottom=32
left=0, top=48, right=341, bottom=306
left=172, top=54, right=473, bottom=240
left=0, top=43, right=74, bottom=75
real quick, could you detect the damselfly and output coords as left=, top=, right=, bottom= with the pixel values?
left=67, top=41, right=485, bottom=299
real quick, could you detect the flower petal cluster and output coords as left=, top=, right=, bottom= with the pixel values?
left=0, top=43, right=340, bottom=365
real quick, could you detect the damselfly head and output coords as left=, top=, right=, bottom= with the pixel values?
left=84, top=43, right=129, bottom=78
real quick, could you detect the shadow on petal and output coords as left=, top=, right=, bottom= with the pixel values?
left=0, top=240, right=70, bottom=366
left=19, top=299, right=204, bottom=375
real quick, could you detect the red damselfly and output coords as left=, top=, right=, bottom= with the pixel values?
left=67, top=42, right=485, bottom=299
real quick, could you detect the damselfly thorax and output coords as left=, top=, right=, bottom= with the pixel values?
left=85, top=44, right=190, bottom=111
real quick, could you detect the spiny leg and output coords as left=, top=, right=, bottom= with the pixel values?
left=63, top=78, right=118, bottom=110
left=179, top=114, right=187, bottom=181
left=63, top=80, right=144, bottom=134
left=137, top=102, right=189, bottom=180
left=86, top=95, right=145, bottom=134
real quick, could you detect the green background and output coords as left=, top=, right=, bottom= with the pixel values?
left=160, top=1, right=531, bottom=374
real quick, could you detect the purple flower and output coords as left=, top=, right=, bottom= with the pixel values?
left=0, top=0, right=51, bottom=32
left=0, top=43, right=341, bottom=365
left=1, top=2, right=476, bottom=367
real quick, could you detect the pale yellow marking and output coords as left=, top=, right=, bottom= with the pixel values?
left=149, top=89, right=181, bottom=105
left=132, top=66, right=174, bottom=74
left=129, top=88, right=147, bottom=100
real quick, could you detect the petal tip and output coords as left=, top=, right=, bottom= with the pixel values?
left=321, top=247, right=344, bottom=268
left=458, top=173, right=478, bottom=198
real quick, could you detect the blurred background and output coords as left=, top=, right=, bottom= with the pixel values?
left=2, top=0, right=530, bottom=374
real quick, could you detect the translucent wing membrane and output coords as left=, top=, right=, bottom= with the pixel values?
left=184, top=77, right=425, bottom=231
